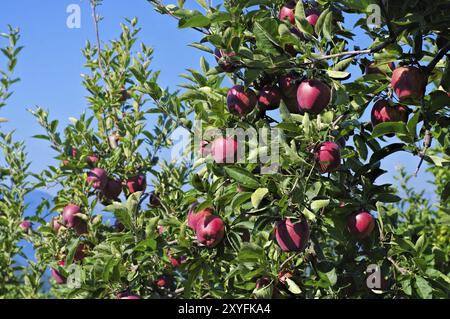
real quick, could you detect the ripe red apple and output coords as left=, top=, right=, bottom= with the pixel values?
left=155, top=275, right=169, bottom=288
left=371, top=100, right=409, bottom=126
left=168, top=252, right=187, bottom=268
left=127, top=174, right=147, bottom=194
left=51, top=261, right=66, bottom=284
left=297, top=79, right=331, bottom=114
left=347, top=210, right=375, bottom=238
left=118, top=293, right=141, bottom=299
left=86, top=154, right=99, bottom=167
left=278, top=271, right=293, bottom=284
left=214, top=48, right=238, bottom=73
left=86, top=168, right=108, bottom=190
left=211, top=136, right=238, bottom=164
left=391, top=66, right=426, bottom=101
left=187, top=203, right=213, bottom=230
left=278, top=1, right=296, bottom=24
left=158, top=225, right=164, bottom=235
left=149, top=192, right=161, bottom=207
left=258, top=85, right=282, bottom=111
left=102, top=178, right=122, bottom=200
left=305, top=9, right=321, bottom=26
left=275, top=218, right=310, bottom=252
left=227, top=85, right=257, bottom=116
left=19, top=220, right=31, bottom=232
left=196, top=214, right=225, bottom=248
left=51, top=217, right=62, bottom=233
left=279, top=74, right=298, bottom=99
left=314, top=141, right=341, bottom=173
left=62, top=204, right=87, bottom=236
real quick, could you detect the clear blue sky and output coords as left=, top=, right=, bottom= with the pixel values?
left=0, top=0, right=435, bottom=200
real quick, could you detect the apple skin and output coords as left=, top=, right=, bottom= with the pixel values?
left=279, top=75, right=298, bottom=99
left=62, top=204, right=87, bottom=236
left=86, top=168, right=108, bottom=190
left=214, top=48, right=238, bottom=73
left=227, top=85, right=257, bottom=116
left=200, top=140, right=212, bottom=157
left=19, top=220, right=31, bottom=232
left=297, top=79, right=331, bottom=114
left=119, top=293, right=141, bottom=299
left=169, top=252, right=187, bottom=268
left=258, top=85, right=282, bottom=111
left=211, top=137, right=238, bottom=164
left=275, top=218, right=310, bottom=252
left=51, top=217, right=62, bottom=233
left=347, top=210, right=375, bottom=238
left=391, top=66, right=426, bottom=101
left=74, top=243, right=87, bottom=262
left=86, top=154, right=99, bottom=167
left=305, top=9, right=321, bottom=26
left=278, top=271, right=293, bottom=284
left=187, top=203, right=214, bottom=230
left=114, top=219, right=125, bottom=232
left=278, top=1, right=296, bottom=24
left=149, top=192, right=161, bottom=207
left=196, top=214, right=225, bottom=248
left=371, top=100, right=409, bottom=127
left=103, top=178, right=122, bottom=200
left=314, top=141, right=341, bottom=173
left=155, top=275, right=169, bottom=288
left=51, top=261, right=66, bottom=284
left=127, top=174, right=147, bottom=194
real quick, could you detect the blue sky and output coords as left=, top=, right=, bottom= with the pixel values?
left=0, top=0, right=435, bottom=200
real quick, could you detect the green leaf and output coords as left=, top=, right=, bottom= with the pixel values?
left=371, top=122, right=408, bottom=139
left=251, top=188, right=269, bottom=209
left=295, top=1, right=314, bottom=35
left=238, top=243, right=263, bottom=262
left=178, top=14, right=210, bottom=28
left=322, top=10, right=333, bottom=41
left=400, top=278, right=413, bottom=296
left=224, top=166, right=260, bottom=189
left=414, top=234, right=426, bottom=255
left=414, top=276, right=432, bottom=299
left=311, top=199, right=330, bottom=212
left=441, top=182, right=450, bottom=202
left=285, top=278, right=302, bottom=294
left=369, top=143, right=405, bottom=164
left=354, top=134, right=368, bottom=161
left=254, top=20, right=281, bottom=54
left=326, top=70, right=351, bottom=80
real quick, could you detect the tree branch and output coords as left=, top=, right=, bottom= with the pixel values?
left=89, top=0, right=106, bottom=78
left=425, top=41, right=450, bottom=74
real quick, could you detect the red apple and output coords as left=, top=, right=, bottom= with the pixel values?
left=305, top=9, right=321, bottom=26
left=102, top=178, right=122, bottom=200
left=51, top=217, right=62, bottom=233
left=347, top=210, right=375, bottom=238
left=51, top=261, right=66, bottom=284
left=391, top=66, right=426, bottom=101
left=127, top=174, right=147, bottom=194
left=258, top=85, right=282, bottom=111
left=86, top=168, right=108, bottom=190
left=227, top=85, right=257, bottom=116
left=279, top=75, right=298, bottom=99
left=149, top=192, right=161, bottom=207
left=211, top=136, right=238, bottom=164
left=19, top=220, right=31, bottom=232
left=120, top=86, right=131, bottom=102
left=114, top=219, right=125, bottom=232
left=214, top=48, right=238, bottom=73
left=297, top=79, right=331, bottom=114
left=196, top=214, right=225, bottom=248
left=155, top=275, right=169, bottom=288
left=62, top=204, right=87, bottom=236
left=371, top=100, right=409, bottom=126
left=314, top=141, right=341, bottom=173
left=187, top=203, right=214, bottom=230
left=158, top=225, right=164, bottom=235
left=168, top=252, right=187, bottom=268
left=278, top=271, right=293, bottom=284
left=275, top=218, right=310, bottom=252
left=86, top=154, right=99, bottom=167
left=278, top=1, right=296, bottom=24
left=74, top=243, right=87, bottom=262
left=119, top=293, right=141, bottom=299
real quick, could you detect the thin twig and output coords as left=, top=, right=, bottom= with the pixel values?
left=90, top=0, right=106, bottom=78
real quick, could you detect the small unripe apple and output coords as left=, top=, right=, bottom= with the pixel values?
left=127, top=174, right=147, bottom=194
left=211, top=137, right=238, bottom=164
left=391, top=66, right=426, bottom=101
left=196, top=214, right=225, bottom=248
left=258, top=85, right=282, bottom=111
left=187, top=203, right=213, bottom=230
left=227, top=85, right=257, bottom=116
left=62, top=204, right=87, bottom=235
left=19, top=220, right=31, bottom=233
left=305, top=9, right=321, bottom=26
left=371, top=100, right=409, bottom=127
left=214, top=48, right=238, bottom=73
left=51, top=261, right=66, bottom=284
left=278, top=1, right=296, bottom=24
left=314, top=141, right=341, bottom=173
left=86, top=168, right=108, bottom=190
left=297, top=79, right=331, bottom=114
left=275, top=218, right=310, bottom=252
left=347, top=210, right=375, bottom=238
left=103, top=178, right=122, bottom=200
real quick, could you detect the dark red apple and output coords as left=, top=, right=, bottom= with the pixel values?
left=187, top=203, right=214, bottom=230
left=314, top=141, right=341, bottom=173
left=279, top=74, right=298, bottom=99
left=114, top=219, right=125, bottom=232
left=297, top=79, right=331, bottom=114
left=149, top=192, right=161, bottom=207
left=196, top=214, right=225, bottom=248
left=371, top=100, right=409, bottom=126
left=278, top=1, right=296, bottom=24
left=86, top=168, right=108, bottom=190
left=127, top=174, right=147, bottom=194
left=278, top=271, right=293, bottom=284
left=62, top=204, right=87, bottom=236
left=74, top=243, right=87, bottom=262
left=168, top=252, right=187, bottom=268
left=19, top=220, right=31, bottom=233
left=118, top=292, right=141, bottom=299
left=102, top=178, right=122, bottom=200
left=211, top=136, right=238, bottom=164
left=347, top=210, right=375, bottom=238
left=214, top=48, right=238, bottom=73
left=51, top=261, right=66, bottom=284
left=275, top=218, right=310, bottom=252
left=391, top=66, right=426, bottom=101
left=227, top=85, right=257, bottom=116
left=258, top=85, right=282, bottom=111
left=305, top=9, right=321, bottom=26
left=120, top=86, right=131, bottom=102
